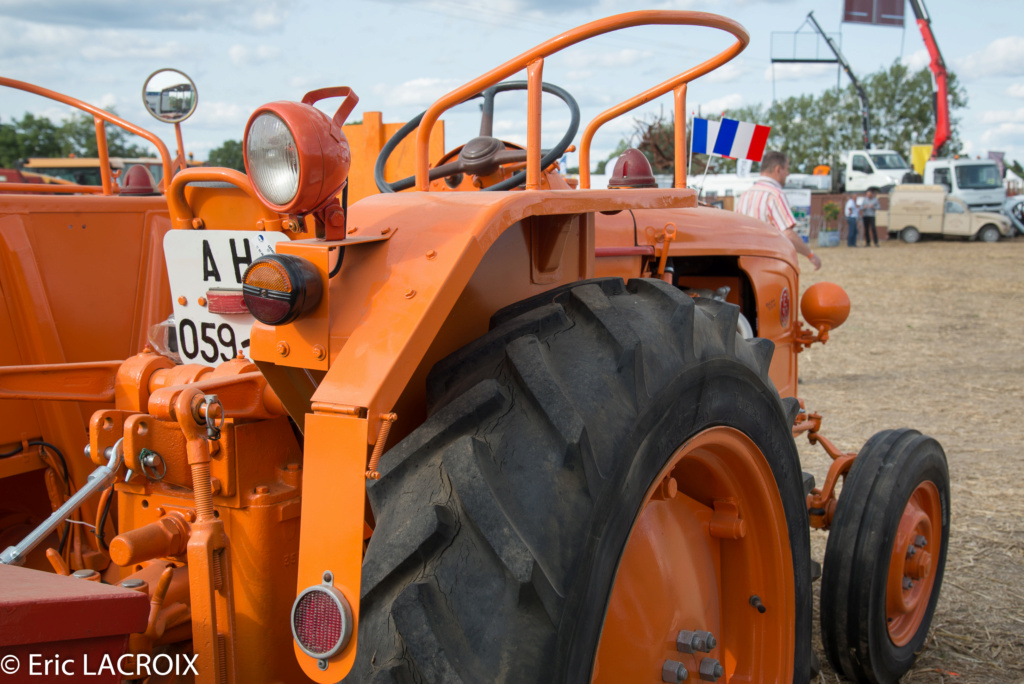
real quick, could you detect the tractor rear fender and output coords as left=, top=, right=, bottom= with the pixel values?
left=252, top=186, right=698, bottom=681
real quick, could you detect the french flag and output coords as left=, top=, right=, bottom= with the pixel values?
left=691, top=117, right=771, bottom=161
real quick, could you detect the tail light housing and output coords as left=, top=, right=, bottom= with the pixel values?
left=291, top=573, right=353, bottom=660
left=242, top=254, right=322, bottom=325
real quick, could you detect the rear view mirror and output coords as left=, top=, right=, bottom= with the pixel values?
left=142, top=69, right=198, bottom=123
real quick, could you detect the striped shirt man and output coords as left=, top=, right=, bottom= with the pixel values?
left=735, top=151, right=821, bottom=270
left=736, top=177, right=797, bottom=233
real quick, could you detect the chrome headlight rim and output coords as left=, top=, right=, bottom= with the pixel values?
left=245, top=111, right=301, bottom=208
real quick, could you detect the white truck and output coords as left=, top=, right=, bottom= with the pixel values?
left=922, top=157, right=1005, bottom=212
left=839, top=149, right=914, bottom=193
left=839, top=150, right=1007, bottom=211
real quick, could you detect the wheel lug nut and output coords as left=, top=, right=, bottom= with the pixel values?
left=676, top=629, right=716, bottom=654
left=699, top=658, right=725, bottom=681
left=903, top=577, right=914, bottom=590
left=662, top=659, right=688, bottom=683
left=915, top=535, right=927, bottom=548
left=907, top=545, right=917, bottom=557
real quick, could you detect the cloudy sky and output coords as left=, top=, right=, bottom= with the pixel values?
left=1, top=0, right=1021, bottom=172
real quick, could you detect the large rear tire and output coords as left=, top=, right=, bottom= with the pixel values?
left=345, top=278, right=811, bottom=683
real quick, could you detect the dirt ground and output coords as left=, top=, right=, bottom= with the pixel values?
left=794, top=237, right=1024, bottom=683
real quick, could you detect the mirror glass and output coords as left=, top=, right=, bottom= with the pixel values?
left=142, top=69, right=198, bottom=123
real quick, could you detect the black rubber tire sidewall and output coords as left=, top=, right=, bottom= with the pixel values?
left=821, top=429, right=950, bottom=684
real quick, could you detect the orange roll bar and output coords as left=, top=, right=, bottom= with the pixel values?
left=0, top=183, right=105, bottom=194
left=525, top=59, right=544, bottom=191
left=673, top=84, right=688, bottom=189
left=413, top=10, right=748, bottom=192
left=578, top=16, right=747, bottom=189
left=0, top=76, right=173, bottom=193
left=166, top=167, right=287, bottom=231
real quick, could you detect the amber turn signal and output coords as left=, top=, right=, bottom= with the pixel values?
left=242, top=254, right=323, bottom=326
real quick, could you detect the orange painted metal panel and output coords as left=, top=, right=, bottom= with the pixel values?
left=298, top=187, right=695, bottom=437
left=739, top=256, right=800, bottom=398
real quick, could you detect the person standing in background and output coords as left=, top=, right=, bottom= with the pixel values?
left=736, top=151, right=822, bottom=270
left=861, top=188, right=880, bottom=247
left=845, top=192, right=860, bottom=247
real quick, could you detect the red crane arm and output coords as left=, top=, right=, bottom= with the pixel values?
left=917, top=18, right=950, bottom=156
left=909, top=0, right=949, bottom=157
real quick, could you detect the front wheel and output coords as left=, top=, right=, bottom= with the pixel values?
left=977, top=224, right=1001, bottom=243
left=820, top=429, right=950, bottom=683
left=346, top=278, right=811, bottom=683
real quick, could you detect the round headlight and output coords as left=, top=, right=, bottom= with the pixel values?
left=247, top=113, right=300, bottom=206
left=243, top=89, right=358, bottom=216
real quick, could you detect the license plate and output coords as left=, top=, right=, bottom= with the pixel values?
left=163, top=230, right=288, bottom=366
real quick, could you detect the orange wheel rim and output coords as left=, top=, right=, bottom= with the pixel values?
left=885, top=481, right=942, bottom=646
left=591, top=427, right=795, bottom=683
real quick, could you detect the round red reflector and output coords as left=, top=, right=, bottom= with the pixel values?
left=291, top=583, right=352, bottom=659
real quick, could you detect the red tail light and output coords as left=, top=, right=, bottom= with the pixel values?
left=242, top=254, right=322, bottom=326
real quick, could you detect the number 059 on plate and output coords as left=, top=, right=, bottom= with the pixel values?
left=164, top=230, right=288, bottom=366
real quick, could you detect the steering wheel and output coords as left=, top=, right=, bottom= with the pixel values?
left=375, top=81, right=580, bottom=193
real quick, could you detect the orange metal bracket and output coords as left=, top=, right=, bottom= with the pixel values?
left=657, top=223, right=677, bottom=277
left=413, top=11, right=748, bottom=192
left=293, top=413, right=367, bottom=681
left=148, top=371, right=286, bottom=423
left=795, top=323, right=832, bottom=351
left=795, top=410, right=858, bottom=530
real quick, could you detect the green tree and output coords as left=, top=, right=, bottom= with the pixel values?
left=616, top=61, right=967, bottom=176
left=0, top=109, right=151, bottom=168
left=0, top=113, right=64, bottom=167
left=207, top=140, right=245, bottom=172
left=60, top=111, right=150, bottom=158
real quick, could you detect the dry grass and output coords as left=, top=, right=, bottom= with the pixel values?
left=795, top=238, right=1024, bottom=682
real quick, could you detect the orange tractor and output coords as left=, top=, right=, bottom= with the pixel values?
left=0, top=11, right=949, bottom=684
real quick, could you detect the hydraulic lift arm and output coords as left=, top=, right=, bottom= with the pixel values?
left=908, top=0, right=949, bottom=157
left=807, top=11, right=871, bottom=150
